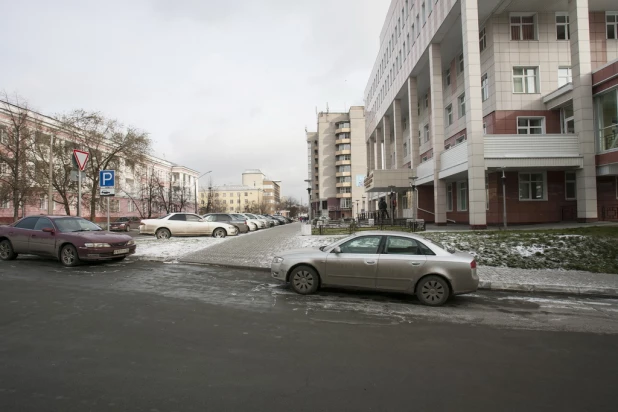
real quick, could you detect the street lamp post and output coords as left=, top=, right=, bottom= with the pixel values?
left=355, top=199, right=359, bottom=221
left=501, top=168, right=507, bottom=229
left=362, top=196, right=366, bottom=220
left=409, top=176, right=418, bottom=232
left=304, top=179, right=312, bottom=223
left=195, top=171, right=212, bottom=214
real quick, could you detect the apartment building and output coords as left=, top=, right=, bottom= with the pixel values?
left=363, top=0, right=618, bottom=227
left=0, top=101, right=199, bottom=222
left=241, top=169, right=281, bottom=208
left=200, top=184, right=264, bottom=213
left=307, top=106, right=367, bottom=219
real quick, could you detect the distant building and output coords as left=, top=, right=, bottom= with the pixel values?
left=306, top=106, right=366, bottom=219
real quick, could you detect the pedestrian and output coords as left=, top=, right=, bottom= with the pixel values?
left=378, top=197, right=389, bottom=220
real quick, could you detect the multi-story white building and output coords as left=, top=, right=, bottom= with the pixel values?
left=307, top=106, right=367, bottom=219
left=363, top=0, right=618, bottom=227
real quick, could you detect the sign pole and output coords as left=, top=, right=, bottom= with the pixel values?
left=107, top=196, right=110, bottom=231
left=77, top=171, right=81, bottom=217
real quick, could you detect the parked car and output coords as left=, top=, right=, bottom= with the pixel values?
left=231, top=214, right=258, bottom=231
left=261, top=215, right=279, bottom=226
left=202, top=213, right=249, bottom=234
left=109, top=216, right=141, bottom=232
left=0, top=215, right=136, bottom=267
left=242, top=213, right=269, bottom=229
left=271, top=215, right=287, bottom=224
left=271, top=231, right=478, bottom=306
left=139, top=213, right=238, bottom=239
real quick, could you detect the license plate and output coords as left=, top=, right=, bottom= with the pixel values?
left=114, top=248, right=130, bottom=255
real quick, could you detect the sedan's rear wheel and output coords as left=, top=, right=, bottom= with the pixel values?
left=0, top=239, right=17, bottom=261
left=290, top=265, right=319, bottom=295
left=60, top=244, right=80, bottom=267
left=125, top=225, right=130, bottom=232
left=156, top=228, right=171, bottom=239
left=416, top=275, right=450, bottom=306
left=212, top=228, right=227, bottom=238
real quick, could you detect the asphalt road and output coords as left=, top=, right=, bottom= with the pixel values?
left=1, top=258, right=617, bottom=412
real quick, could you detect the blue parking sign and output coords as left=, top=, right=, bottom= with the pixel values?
left=99, top=170, right=115, bottom=187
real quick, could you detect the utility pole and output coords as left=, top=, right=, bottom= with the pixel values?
left=47, top=134, right=54, bottom=215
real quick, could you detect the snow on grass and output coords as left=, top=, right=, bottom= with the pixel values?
left=133, top=236, right=228, bottom=262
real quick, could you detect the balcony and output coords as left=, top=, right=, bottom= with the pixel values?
left=335, top=149, right=351, bottom=156
left=336, top=182, right=352, bottom=188
left=336, top=193, right=352, bottom=198
left=364, top=168, right=416, bottom=192
left=335, top=160, right=352, bottom=166
left=439, top=143, right=468, bottom=179
left=335, top=127, right=351, bottom=134
left=416, top=158, right=435, bottom=185
left=484, top=134, right=582, bottom=168
left=335, top=137, right=351, bottom=145
left=336, top=171, right=351, bottom=177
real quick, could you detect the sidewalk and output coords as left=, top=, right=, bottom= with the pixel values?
left=179, top=223, right=618, bottom=298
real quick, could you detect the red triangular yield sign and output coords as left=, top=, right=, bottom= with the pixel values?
left=73, top=149, right=89, bottom=171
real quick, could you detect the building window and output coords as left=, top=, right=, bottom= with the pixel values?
left=0, top=162, right=8, bottom=175
left=446, top=183, right=453, bottom=212
left=481, top=73, right=489, bottom=101
left=411, top=23, right=415, bottom=40
left=416, top=15, right=420, bottom=37
left=428, top=0, right=432, bottom=15
left=558, top=67, right=572, bottom=87
left=424, top=94, right=429, bottom=108
left=510, top=14, right=536, bottom=40
left=519, top=172, right=546, bottom=200
left=422, top=3, right=426, bottom=25
left=458, top=53, right=464, bottom=74
left=455, top=135, right=467, bottom=145
left=445, top=68, right=451, bottom=86
left=1, top=199, right=10, bottom=209
left=403, top=142, right=408, bottom=156
left=445, top=105, right=453, bottom=126
left=458, top=93, right=466, bottom=118
left=607, top=12, right=618, bottom=39
left=517, top=117, right=544, bottom=134
left=565, top=172, right=576, bottom=200
left=595, top=89, right=618, bottom=151
left=128, top=201, right=135, bottom=212
left=479, top=27, right=486, bottom=52
left=512, top=67, right=539, bottom=93
left=424, top=124, right=430, bottom=142
left=556, top=13, right=570, bottom=40
left=110, top=200, right=120, bottom=213
left=483, top=123, right=487, bottom=135
left=403, top=41, right=407, bottom=59
left=39, top=196, right=46, bottom=209
left=457, top=181, right=468, bottom=211
left=0, top=127, right=7, bottom=144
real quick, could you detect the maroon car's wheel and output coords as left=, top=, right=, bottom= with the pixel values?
left=60, top=244, right=80, bottom=267
left=125, top=225, right=130, bottom=232
left=0, top=239, right=18, bottom=261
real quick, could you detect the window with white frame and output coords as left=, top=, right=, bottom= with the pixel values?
left=0, top=127, right=7, bottom=144
left=39, top=196, right=46, bottom=210
left=565, top=172, right=576, bottom=200
left=558, top=67, right=572, bottom=87
left=510, top=14, right=536, bottom=40
left=479, top=27, right=487, bottom=52
left=519, top=172, right=546, bottom=200
left=458, top=53, right=464, bottom=74
left=512, top=67, right=539, bottom=93
left=458, top=93, right=466, bottom=118
left=1, top=199, right=10, bottom=209
left=128, top=201, right=135, bottom=212
left=445, top=105, right=453, bottom=126
left=445, top=68, right=451, bottom=86
left=457, top=181, right=468, bottom=211
left=455, top=135, right=467, bottom=145
left=561, top=104, right=574, bottom=134
left=424, top=124, right=430, bottom=142
left=481, top=73, right=489, bottom=101
left=556, top=13, right=570, bottom=40
left=446, top=183, right=453, bottom=212
left=110, top=200, right=120, bottom=213
left=517, top=117, right=544, bottom=134
left=607, top=12, right=618, bottom=39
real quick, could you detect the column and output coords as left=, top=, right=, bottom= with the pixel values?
left=393, top=99, right=405, bottom=169
left=382, top=116, right=392, bottom=169
left=569, top=0, right=598, bottom=222
left=367, top=134, right=376, bottom=175
left=461, top=0, right=487, bottom=229
left=408, top=77, right=420, bottom=169
left=429, top=43, right=447, bottom=225
left=375, top=126, right=383, bottom=170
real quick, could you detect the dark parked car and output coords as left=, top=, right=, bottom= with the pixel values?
left=202, top=213, right=249, bottom=234
left=109, top=216, right=141, bottom=231
left=0, top=215, right=136, bottom=267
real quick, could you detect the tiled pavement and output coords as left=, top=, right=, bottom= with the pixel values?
left=180, top=223, right=618, bottom=297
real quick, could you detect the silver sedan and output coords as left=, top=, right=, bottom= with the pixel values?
left=271, top=231, right=478, bottom=306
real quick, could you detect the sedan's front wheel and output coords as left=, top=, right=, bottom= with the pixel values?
left=60, top=244, right=80, bottom=267
left=416, top=275, right=450, bottom=306
left=290, top=265, right=320, bottom=295
left=212, top=228, right=227, bottom=238
left=156, top=228, right=171, bottom=239
left=0, top=239, right=17, bottom=261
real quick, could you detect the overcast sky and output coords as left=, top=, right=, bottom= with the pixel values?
left=1, top=0, right=389, bottom=203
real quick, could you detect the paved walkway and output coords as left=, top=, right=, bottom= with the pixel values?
left=180, top=223, right=618, bottom=297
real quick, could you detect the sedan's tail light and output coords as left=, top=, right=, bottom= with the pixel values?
left=470, top=260, right=477, bottom=269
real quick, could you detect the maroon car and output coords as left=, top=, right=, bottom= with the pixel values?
left=0, top=215, right=136, bottom=267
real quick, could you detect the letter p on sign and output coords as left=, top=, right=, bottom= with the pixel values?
left=99, top=170, right=115, bottom=187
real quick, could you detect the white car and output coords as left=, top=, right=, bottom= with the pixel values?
left=139, top=213, right=238, bottom=239
left=230, top=214, right=257, bottom=231
left=239, top=213, right=267, bottom=229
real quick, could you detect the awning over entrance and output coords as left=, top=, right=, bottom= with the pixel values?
left=364, top=169, right=415, bottom=192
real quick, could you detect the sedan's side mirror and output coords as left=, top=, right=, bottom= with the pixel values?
left=198, top=218, right=204, bottom=222
left=42, top=227, right=55, bottom=233
left=332, top=246, right=341, bottom=254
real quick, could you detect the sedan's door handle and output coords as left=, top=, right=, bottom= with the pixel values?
left=365, top=260, right=376, bottom=265
left=410, top=262, right=422, bottom=266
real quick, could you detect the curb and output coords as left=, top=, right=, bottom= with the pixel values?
left=133, top=258, right=618, bottom=299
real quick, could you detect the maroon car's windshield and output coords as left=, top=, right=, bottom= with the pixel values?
left=54, top=218, right=103, bottom=233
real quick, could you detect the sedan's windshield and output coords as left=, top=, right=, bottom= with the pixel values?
left=54, top=218, right=103, bottom=233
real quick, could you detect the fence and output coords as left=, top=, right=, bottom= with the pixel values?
left=311, top=217, right=425, bottom=235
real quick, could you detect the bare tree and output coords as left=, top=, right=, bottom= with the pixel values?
left=58, top=110, right=151, bottom=221
left=0, top=94, right=40, bottom=220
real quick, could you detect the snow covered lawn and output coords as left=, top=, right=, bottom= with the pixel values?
left=133, top=236, right=228, bottom=262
